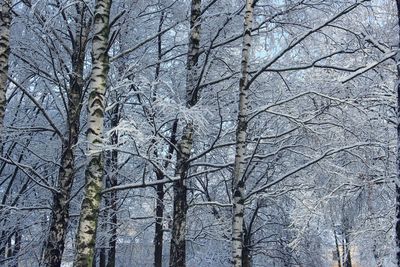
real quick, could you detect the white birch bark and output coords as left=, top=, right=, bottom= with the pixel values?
left=74, top=0, right=111, bottom=266
left=232, top=0, right=254, bottom=266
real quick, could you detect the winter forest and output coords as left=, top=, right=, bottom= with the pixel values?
left=1, top=0, right=400, bottom=266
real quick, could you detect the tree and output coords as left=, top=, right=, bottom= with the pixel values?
left=231, top=0, right=254, bottom=266
left=42, top=3, right=90, bottom=266
left=0, top=0, right=398, bottom=266
left=74, top=0, right=112, bottom=265
left=0, top=0, right=11, bottom=152
left=169, top=0, right=202, bottom=266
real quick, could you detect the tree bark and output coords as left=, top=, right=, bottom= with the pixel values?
left=42, top=8, right=88, bottom=266
left=0, top=0, right=11, bottom=154
left=242, top=229, right=252, bottom=267
left=343, top=231, right=352, bottom=267
left=153, top=11, right=165, bottom=267
left=154, top=172, right=165, bottom=267
left=74, top=0, right=112, bottom=266
left=396, top=1, right=400, bottom=266
left=169, top=1, right=201, bottom=267
left=232, top=0, right=254, bottom=266
left=106, top=102, right=119, bottom=267
left=334, top=229, right=342, bottom=267
left=154, top=119, right=177, bottom=267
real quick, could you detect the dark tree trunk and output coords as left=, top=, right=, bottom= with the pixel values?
left=99, top=195, right=108, bottom=267
left=154, top=120, right=177, bottom=267
left=242, top=232, right=252, bottom=267
left=99, top=243, right=106, bottom=267
left=170, top=173, right=189, bottom=267
left=106, top=103, right=119, bottom=267
left=99, top=101, right=119, bottom=267
left=153, top=179, right=164, bottom=267
left=334, top=230, right=342, bottom=267
left=153, top=10, right=166, bottom=267
left=42, top=9, right=88, bottom=265
left=169, top=1, right=201, bottom=266
left=344, top=232, right=352, bottom=267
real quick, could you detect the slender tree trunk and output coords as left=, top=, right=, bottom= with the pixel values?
left=74, top=0, right=112, bottom=266
left=99, top=78, right=120, bottom=267
left=106, top=102, right=119, bottom=267
left=10, top=230, right=20, bottom=267
left=343, top=232, right=352, bottom=267
left=341, top=236, right=346, bottom=267
left=232, top=0, right=254, bottom=266
left=242, top=229, right=252, bottom=267
left=372, top=243, right=382, bottom=267
left=154, top=118, right=177, bottom=267
left=42, top=9, right=88, bottom=266
left=6, top=235, right=11, bottom=258
left=153, top=10, right=168, bottom=267
left=154, top=171, right=165, bottom=267
left=99, top=148, right=111, bottom=267
left=334, top=229, right=342, bottom=267
left=0, top=0, right=11, bottom=154
left=396, top=3, right=400, bottom=266
left=169, top=159, right=189, bottom=267
left=99, top=224, right=107, bottom=267
left=242, top=246, right=251, bottom=267
left=169, top=1, right=201, bottom=267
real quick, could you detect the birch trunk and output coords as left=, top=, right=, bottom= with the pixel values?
left=42, top=12, right=88, bottom=267
left=74, top=0, right=111, bottom=265
left=232, top=0, right=254, bottom=266
left=169, top=1, right=201, bottom=266
left=396, top=1, right=400, bottom=266
left=0, top=0, right=11, bottom=153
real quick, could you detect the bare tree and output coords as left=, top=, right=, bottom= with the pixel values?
left=169, top=0, right=202, bottom=266
left=74, top=0, right=112, bottom=265
left=42, top=3, right=90, bottom=266
left=232, top=0, right=254, bottom=266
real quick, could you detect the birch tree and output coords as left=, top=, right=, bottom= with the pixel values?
left=74, top=0, right=112, bottom=265
left=232, top=0, right=254, bottom=266
left=0, top=0, right=396, bottom=266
